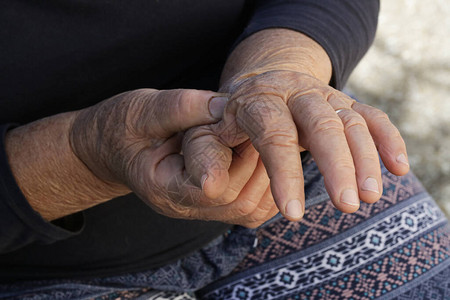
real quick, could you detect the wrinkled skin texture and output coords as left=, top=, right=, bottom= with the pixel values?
left=183, top=70, right=409, bottom=226
left=70, top=88, right=276, bottom=227
left=6, top=30, right=407, bottom=228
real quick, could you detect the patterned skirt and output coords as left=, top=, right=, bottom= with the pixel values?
left=2, top=154, right=449, bottom=300
left=198, top=157, right=450, bottom=300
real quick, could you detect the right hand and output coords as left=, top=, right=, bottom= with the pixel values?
left=70, top=89, right=277, bottom=227
left=182, top=71, right=410, bottom=222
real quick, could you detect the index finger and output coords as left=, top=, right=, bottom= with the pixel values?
left=231, top=95, right=305, bottom=221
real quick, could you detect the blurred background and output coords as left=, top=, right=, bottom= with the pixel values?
left=346, top=0, right=450, bottom=216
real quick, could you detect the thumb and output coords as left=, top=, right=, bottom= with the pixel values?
left=139, top=89, right=228, bottom=137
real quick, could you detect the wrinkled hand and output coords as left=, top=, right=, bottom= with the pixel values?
left=183, top=71, right=410, bottom=222
left=69, top=88, right=276, bottom=227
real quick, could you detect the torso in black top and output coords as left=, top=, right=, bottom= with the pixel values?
left=0, top=0, right=247, bottom=281
left=0, top=0, right=379, bottom=281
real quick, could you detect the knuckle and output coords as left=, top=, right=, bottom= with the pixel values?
left=386, top=127, right=403, bottom=140
left=192, top=146, right=230, bottom=172
left=223, top=184, right=241, bottom=201
left=325, top=157, right=355, bottom=174
left=183, top=125, right=213, bottom=147
left=177, top=89, right=198, bottom=102
left=250, top=205, right=274, bottom=222
left=256, top=127, right=298, bottom=149
left=276, top=169, right=303, bottom=181
left=125, top=89, right=156, bottom=117
left=172, top=90, right=194, bottom=120
left=239, top=100, right=285, bottom=128
left=340, top=113, right=368, bottom=130
left=370, top=108, right=390, bottom=123
left=167, top=89, right=205, bottom=124
left=358, top=151, right=379, bottom=162
left=235, top=201, right=258, bottom=217
left=242, top=204, right=278, bottom=228
left=306, top=118, right=344, bottom=148
left=128, top=89, right=159, bottom=106
left=130, top=88, right=155, bottom=98
left=310, top=116, right=344, bottom=135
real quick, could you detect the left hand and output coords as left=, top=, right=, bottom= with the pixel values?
left=183, top=70, right=410, bottom=222
left=70, top=88, right=276, bottom=227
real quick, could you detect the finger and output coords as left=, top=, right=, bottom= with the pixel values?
left=327, top=94, right=382, bottom=203
left=135, top=89, right=228, bottom=137
left=220, top=140, right=260, bottom=201
left=154, top=153, right=202, bottom=209
left=130, top=139, right=198, bottom=218
left=241, top=205, right=279, bottom=229
left=183, top=126, right=232, bottom=200
left=289, top=94, right=360, bottom=213
left=132, top=133, right=182, bottom=191
left=352, top=102, right=409, bottom=176
left=335, top=108, right=382, bottom=203
left=195, top=156, right=271, bottom=221
left=232, top=186, right=279, bottom=228
left=223, top=158, right=270, bottom=219
left=149, top=135, right=203, bottom=208
left=231, top=96, right=305, bottom=221
left=186, top=108, right=261, bottom=200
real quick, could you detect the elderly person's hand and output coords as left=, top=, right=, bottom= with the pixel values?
left=182, top=29, right=410, bottom=224
left=69, top=89, right=276, bottom=227
left=184, top=71, right=409, bottom=222
left=6, top=87, right=275, bottom=226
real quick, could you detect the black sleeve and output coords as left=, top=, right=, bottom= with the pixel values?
left=0, top=124, right=83, bottom=253
left=236, top=0, right=380, bottom=90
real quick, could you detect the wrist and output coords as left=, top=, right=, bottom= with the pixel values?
left=5, top=111, right=129, bottom=221
left=221, top=28, right=332, bottom=90
left=69, top=105, right=132, bottom=195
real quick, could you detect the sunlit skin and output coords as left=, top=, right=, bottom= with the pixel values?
left=5, top=29, right=408, bottom=228
left=184, top=29, right=409, bottom=225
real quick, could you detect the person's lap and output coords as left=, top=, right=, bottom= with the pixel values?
left=2, top=153, right=449, bottom=300
left=197, top=155, right=450, bottom=300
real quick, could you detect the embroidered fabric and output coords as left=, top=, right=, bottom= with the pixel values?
left=2, top=154, right=450, bottom=300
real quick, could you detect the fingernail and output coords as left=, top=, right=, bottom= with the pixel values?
left=285, top=200, right=303, bottom=219
left=396, top=153, right=409, bottom=166
left=209, top=96, right=228, bottom=119
left=340, top=189, right=359, bottom=206
left=362, top=177, right=379, bottom=194
left=201, top=174, right=208, bottom=190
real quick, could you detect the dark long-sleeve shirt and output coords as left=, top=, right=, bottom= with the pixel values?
left=0, top=0, right=379, bottom=281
